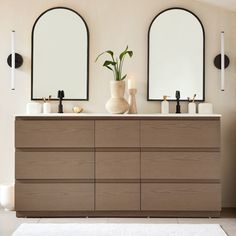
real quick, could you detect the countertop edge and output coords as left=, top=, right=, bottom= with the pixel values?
left=14, top=113, right=222, bottom=119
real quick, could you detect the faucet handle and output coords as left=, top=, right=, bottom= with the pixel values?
left=175, top=90, right=180, bottom=99
left=57, top=90, right=65, bottom=99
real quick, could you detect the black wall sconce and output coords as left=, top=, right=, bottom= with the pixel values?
left=7, top=31, right=24, bottom=90
left=213, top=32, right=230, bottom=91
left=7, top=53, right=23, bottom=68
left=214, top=54, right=230, bottom=70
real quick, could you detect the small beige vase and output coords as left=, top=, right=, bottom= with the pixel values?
left=106, top=80, right=129, bottom=114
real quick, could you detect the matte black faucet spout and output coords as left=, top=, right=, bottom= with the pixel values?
left=175, top=90, right=181, bottom=114
left=58, top=90, right=65, bottom=113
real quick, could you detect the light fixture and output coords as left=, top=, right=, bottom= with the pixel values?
left=214, top=31, right=230, bottom=91
left=7, top=30, right=23, bottom=90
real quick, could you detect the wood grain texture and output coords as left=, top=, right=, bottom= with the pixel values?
left=96, top=183, right=140, bottom=211
left=15, top=120, right=94, bottom=148
left=141, top=152, right=220, bottom=180
left=141, top=120, right=220, bottom=148
left=96, top=152, right=140, bottom=180
left=141, top=183, right=221, bottom=211
left=14, top=117, right=221, bottom=217
left=16, top=152, right=94, bottom=180
left=16, top=183, right=94, bottom=211
left=95, top=120, right=139, bottom=147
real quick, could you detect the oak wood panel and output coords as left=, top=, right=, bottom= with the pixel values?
left=141, top=183, right=221, bottom=211
left=14, top=117, right=221, bottom=217
left=15, top=120, right=94, bottom=148
left=16, top=183, right=94, bottom=211
left=96, top=152, right=140, bottom=180
left=96, top=183, right=140, bottom=211
left=141, top=120, right=220, bottom=148
left=16, top=152, right=94, bottom=180
left=95, top=120, right=139, bottom=147
left=141, top=152, right=220, bottom=180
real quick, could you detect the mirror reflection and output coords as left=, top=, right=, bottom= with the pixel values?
left=32, top=7, right=89, bottom=100
left=148, top=8, right=205, bottom=101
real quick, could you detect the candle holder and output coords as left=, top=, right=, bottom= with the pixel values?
left=127, top=88, right=137, bottom=114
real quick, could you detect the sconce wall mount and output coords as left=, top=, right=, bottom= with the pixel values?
left=7, top=53, right=23, bottom=68
left=214, top=54, right=230, bottom=70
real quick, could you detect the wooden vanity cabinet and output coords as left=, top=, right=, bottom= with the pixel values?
left=15, top=115, right=221, bottom=217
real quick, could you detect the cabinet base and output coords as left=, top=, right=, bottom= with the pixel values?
left=16, top=210, right=221, bottom=218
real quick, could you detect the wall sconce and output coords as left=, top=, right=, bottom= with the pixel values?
left=214, top=32, right=230, bottom=91
left=7, top=31, right=23, bottom=90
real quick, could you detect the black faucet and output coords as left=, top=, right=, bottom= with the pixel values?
left=57, top=90, right=65, bottom=113
left=175, top=90, right=181, bottom=114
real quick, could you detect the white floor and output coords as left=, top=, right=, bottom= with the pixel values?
left=1, top=209, right=236, bottom=236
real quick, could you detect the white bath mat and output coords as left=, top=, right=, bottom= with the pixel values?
left=12, top=223, right=227, bottom=236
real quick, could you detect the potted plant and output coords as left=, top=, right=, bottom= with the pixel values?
left=96, top=46, right=133, bottom=114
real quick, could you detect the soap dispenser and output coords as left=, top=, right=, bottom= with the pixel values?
left=161, top=95, right=169, bottom=114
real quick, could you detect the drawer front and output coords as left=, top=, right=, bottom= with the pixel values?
left=96, top=183, right=140, bottom=210
left=141, top=120, right=220, bottom=148
left=96, top=152, right=140, bottom=180
left=141, top=152, right=220, bottom=180
left=16, top=152, right=94, bottom=180
left=16, top=183, right=94, bottom=211
left=95, top=120, right=139, bottom=147
left=141, top=183, right=221, bottom=211
left=15, top=120, right=94, bottom=148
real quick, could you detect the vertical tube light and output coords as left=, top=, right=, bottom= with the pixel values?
left=11, top=30, right=15, bottom=90
left=221, top=31, right=225, bottom=91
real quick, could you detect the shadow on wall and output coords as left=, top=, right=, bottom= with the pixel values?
left=222, top=113, right=236, bottom=207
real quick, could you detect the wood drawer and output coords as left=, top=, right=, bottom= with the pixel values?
left=141, top=120, right=220, bottom=148
left=96, top=152, right=140, bottom=180
left=15, top=120, right=94, bottom=148
left=141, top=183, right=221, bottom=211
left=15, top=183, right=94, bottom=211
left=96, top=183, right=140, bottom=210
left=16, top=152, right=94, bottom=180
left=95, top=120, right=139, bottom=147
left=141, top=152, right=220, bottom=180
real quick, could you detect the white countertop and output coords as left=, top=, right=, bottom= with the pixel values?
left=15, top=113, right=221, bottom=117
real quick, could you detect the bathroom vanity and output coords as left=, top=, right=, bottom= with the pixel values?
left=15, top=114, right=221, bottom=217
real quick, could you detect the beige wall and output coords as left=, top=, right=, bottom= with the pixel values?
left=0, top=0, right=236, bottom=207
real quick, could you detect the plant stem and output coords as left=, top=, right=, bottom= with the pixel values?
left=115, top=58, right=119, bottom=80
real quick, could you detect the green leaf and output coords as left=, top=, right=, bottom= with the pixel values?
left=103, top=60, right=116, bottom=67
left=127, top=50, right=133, bottom=58
left=103, top=60, right=116, bottom=71
left=95, top=50, right=114, bottom=62
left=95, top=46, right=133, bottom=81
left=119, top=46, right=128, bottom=61
left=106, top=50, right=114, bottom=57
left=121, top=74, right=127, bottom=80
left=119, top=48, right=133, bottom=62
left=104, top=65, right=113, bottom=71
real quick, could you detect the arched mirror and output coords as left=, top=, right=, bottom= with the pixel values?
left=31, top=7, right=89, bottom=100
left=148, top=8, right=205, bottom=101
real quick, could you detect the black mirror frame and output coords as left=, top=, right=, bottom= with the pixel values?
left=147, top=7, right=205, bottom=101
left=31, top=6, right=90, bottom=101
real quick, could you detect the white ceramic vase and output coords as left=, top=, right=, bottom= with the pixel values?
left=0, top=183, right=15, bottom=211
left=106, top=80, right=129, bottom=114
